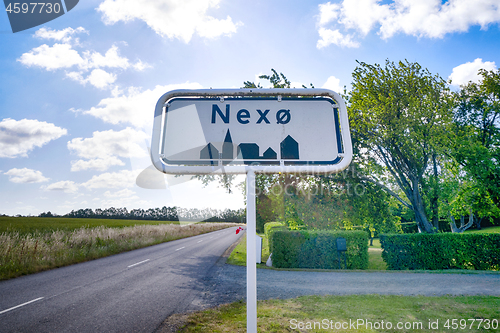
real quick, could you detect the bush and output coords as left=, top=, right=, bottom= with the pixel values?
left=271, top=230, right=368, bottom=269
left=264, top=222, right=286, bottom=253
left=380, top=233, right=500, bottom=270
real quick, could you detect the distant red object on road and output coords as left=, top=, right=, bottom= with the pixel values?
left=236, top=227, right=243, bottom=234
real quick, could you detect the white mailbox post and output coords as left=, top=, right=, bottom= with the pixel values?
left=256, top=235, right=262, bottom=264
left=151, top=88, right=352, bottom=333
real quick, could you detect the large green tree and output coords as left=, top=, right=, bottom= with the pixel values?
left=439, top=159, right=499, bottom=232
left=348, top=60, right=453, bottom=233
left=452, top=68, right=500, bottom=209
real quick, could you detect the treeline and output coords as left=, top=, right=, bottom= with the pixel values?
left=38, top=206, right=245, bottom=223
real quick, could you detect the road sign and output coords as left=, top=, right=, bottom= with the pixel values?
left=151, top=89, right=352, bottom=175
left=150, top=88, right=352, bottom=333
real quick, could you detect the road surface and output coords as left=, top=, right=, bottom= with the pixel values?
left=0, top=226, right=242, bottom=333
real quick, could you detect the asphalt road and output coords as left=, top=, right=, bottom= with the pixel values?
left=0, top=226, right=243, bottom=333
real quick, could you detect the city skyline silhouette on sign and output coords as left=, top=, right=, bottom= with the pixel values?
left=200, top=129, right=299, bottom=164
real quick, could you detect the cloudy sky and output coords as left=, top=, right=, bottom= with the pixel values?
left=1, top=0, right=499, bottom=216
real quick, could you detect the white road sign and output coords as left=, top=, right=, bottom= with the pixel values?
left=151, top=88, right=352, bottom=174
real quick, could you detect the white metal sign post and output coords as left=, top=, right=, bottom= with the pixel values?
left=246, top=170, right=257, bottom=332
left=150, top=88, right=352, bottom=333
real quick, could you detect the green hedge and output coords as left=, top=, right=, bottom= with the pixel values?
left=264, top=222, right=286, bottom=253
left=271, top=230, right=368, bottom=269
left=380, top=233, right=500, bottom=270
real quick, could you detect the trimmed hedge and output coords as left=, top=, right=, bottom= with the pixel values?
left=264, top=222, right=286, bottom=253
left=380, top=233, right=500, bottom=271
left=271, top=230, right=368, bottom=269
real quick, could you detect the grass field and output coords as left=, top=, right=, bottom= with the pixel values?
left=0, top=217, right=240, bottom=280
left=0, top=216, right=180, bottom=234
left=178, top=295, right=500, bottom=332
left=465, top=226, right=500, bottom=234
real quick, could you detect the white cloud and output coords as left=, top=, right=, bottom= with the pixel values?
left=18, top=43, right=85, bottom=70
left=35, top=27, right=88, bottom=42
left=131, top=59, right=151, bottom=71
left=42, top=180, right=79, bottom=193
left=196, top=15, right=241, bottom=39
left=70, top=157, right=125, bottom=172
left=316, top=0, right=500, bottom=48
left=82, top=45, right=132, bottom=70
left=65, top=71, right=85, bottom=83
left=68, top=128, right=148, bottom=171
left=380, top=0, right=500, bottom=39
left=79, top=83, right=203, bottom=129
left=104, top=188, right=136, bottom=198
left=341, top=0, right=391, bottom=36
left=19, top=28, right=149, bottom=89
left=322, top=75, right=343, bottom=93
left=66, top=69, right=117, bottom=89
left=317, top=27, right=360, bottom=48
left=82, top=170, right=137, bottom=189
left=68, top=127, right=148, bottom=159
left=4, top=168, right=49, bottom=183
left=318, top=2, right=340, bottom=26
left=97, top=0, right=242, bottom=42
left=87, top=69, right=117, bottom=89
left=449, top=58, right=497, bottom=86
left=0, top=118, right=67, bottom=158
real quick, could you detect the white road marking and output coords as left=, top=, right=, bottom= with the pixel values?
left=127, top=259, right=150, bottom=268
left=175, top=246, right=185, bottom=251
left=197, top=240, right=203, bottom=243
left=0, top=297, right=44, bottom=315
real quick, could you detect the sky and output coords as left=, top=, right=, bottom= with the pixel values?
left=0, top=0, right=499, bottom=217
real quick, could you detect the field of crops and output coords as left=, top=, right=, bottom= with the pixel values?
left=0, top=216, right=239, bottom=280
left=0, top=216, right=181, bottom=234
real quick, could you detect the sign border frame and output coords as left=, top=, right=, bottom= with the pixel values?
left=150, top=88, right=352, bottom=175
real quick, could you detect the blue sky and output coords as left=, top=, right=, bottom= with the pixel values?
left=1, top=0, right=499, bottom=216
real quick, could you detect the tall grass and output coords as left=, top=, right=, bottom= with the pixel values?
left=0, top=223, right=239, bottom=280
left=0, top=216, right=180, bottom=234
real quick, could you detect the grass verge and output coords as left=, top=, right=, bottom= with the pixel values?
left=367, top=249, right=387, bottom=270
left=370, top=238, right=381, bottom=248
left=177, top=295, right=500, bottom=332
left=227, top=233, right=270, bottom=268
left=0, top=222, right=240, bottom=280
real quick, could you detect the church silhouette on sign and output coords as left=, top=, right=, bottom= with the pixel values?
left=200, top=129, right=299, bottom=162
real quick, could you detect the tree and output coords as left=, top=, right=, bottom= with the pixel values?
left=452, top=68, right=500, bottom=209
left=439, top=159, right=499, bottom=233
left=348, top=60, right=453, bottom=233
left=39, top=211, right=55, bottom=217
